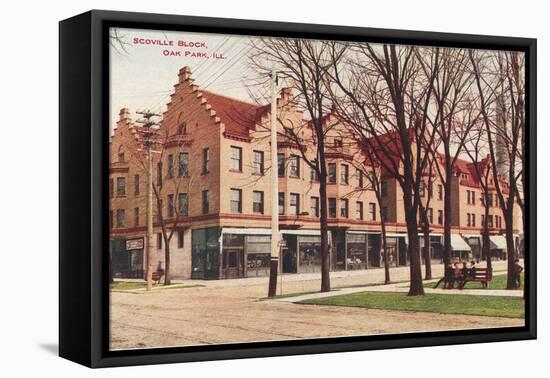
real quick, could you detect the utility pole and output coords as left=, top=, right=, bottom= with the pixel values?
left=136, top=110, right=161, bottom=291
left=268, top=65, right=280, bottom=298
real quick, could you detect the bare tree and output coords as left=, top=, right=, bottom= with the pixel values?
left=416, top=48, right=479, bottom=278
left=470, top=50, right=525, bottom=289
left=418, top=150, right=437, bottom=281
left=109, top=28, right=131, bottom=55
left=362, top=154, right=391, bottom=284
left=249, top=38, right=346, bottom=292
left=128, top=121, right=193, bottom=285
left=464, top=122, right=494, bottom=271
left=330, top=43, right=439, bottom=296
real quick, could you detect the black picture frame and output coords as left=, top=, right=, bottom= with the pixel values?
left=59, top=9, right=537, bottom=368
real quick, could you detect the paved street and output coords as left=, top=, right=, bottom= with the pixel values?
left=110, top=261, right=524, bottom=350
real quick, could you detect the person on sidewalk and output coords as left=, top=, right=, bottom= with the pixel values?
left=513, top=259, right=524, bottom=288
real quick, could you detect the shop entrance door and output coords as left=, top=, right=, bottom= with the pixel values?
left=386, top=237, right=399, bottom=267
left=282, top=247, right=297, bottom=273
left=222, top=249, right=244, bottom=279
left=386, top=245, right=398, bottom=267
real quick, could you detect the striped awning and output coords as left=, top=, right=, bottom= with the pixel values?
left=450, top=234, right=471, bottom=251
left=490, top=235, right=507, bottom=250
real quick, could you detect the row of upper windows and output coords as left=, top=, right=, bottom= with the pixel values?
left=110, top=190, right=210, bottom=229
left=229, top=146, right=369, bottom=187
left=112, top=188, right=381, bottom=225
left=110, top=175, right=140, bottom=197
left=119, top=144, right=368, bottom=189
left=424, top=208, right=444, bottom=225
left=466, top=213, right=504, bottom=229
left=466, top=190, right=503, bottom=207
left=418, top=181, right=444, bottom=200
left=228, top=188, right=381, bottom=221
left=110, top=149, right=210, bottom=197
left=109, top=202, right=502, bottom=230
left=109, top=207, right=186, bottom=249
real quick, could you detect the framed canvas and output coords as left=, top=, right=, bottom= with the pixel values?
left=59, top=9, right=537, bottom=368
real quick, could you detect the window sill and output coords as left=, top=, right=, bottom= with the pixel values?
left=229, top=169, right=243, bottom=173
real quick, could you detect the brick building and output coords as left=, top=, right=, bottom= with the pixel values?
left=109, top=66, right=523, bottom=280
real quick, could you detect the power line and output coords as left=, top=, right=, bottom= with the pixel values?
left=202, top=45, right=250, bottom=89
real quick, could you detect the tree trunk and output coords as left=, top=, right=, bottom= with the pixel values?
left=442, top=177, right=452, bottom=278
left=422, top=218, right=432, bottom=280
left=109, top=248, right=114, bottom=284
left=504, top=208, right=516, bottom=289
left=380, top=213, right=390, bottom=285
left=482, top=201, right=492, bottom=271
left=164, top=236, right=171, bottom=286
left=318, top=155, right=330, bottom=293
left=404, top=192, right=424, bottom=296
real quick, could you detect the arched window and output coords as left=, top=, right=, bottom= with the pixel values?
left=177, top=113, right=187, bottom=135
left=118, top=145, right=125, bottom=163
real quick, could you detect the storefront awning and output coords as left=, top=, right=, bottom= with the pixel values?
left=462, top=234, right=481, bottom=239
left=450, top=234, right=471, bottom=251
left=280, top=229, right=321, bottom=236
left=385, top=233, right=407, bottom=238
left=221, top=228, right=323, bottom=237
left=221, top=228, right=271, bottom=235
left=490, top=235, right=507, bottom=250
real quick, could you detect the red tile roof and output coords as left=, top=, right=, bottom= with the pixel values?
left=452, top=157, right=480, bottom=187
left=201, top=91, right=262, bottom=138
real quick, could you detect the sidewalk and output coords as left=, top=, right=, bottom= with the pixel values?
left=114, top=259, right=513, bottom=291
left=275, top=273, right=523, bottom=303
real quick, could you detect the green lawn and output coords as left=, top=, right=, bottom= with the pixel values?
left=425, top=273, right=523, bottom=290
left=110, top=281, right=204, bottom=291
left=300, top=291, right=524, bottom=318
left=110, top=281, right=147, bottom=290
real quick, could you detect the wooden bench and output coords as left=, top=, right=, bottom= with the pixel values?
left=458, top=268, right=492, bottom=289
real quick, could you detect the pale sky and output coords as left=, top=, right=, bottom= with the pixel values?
left=110, top=27, right=256, bottom=132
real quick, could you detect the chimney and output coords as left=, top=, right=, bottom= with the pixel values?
left=178, top=66, right=192, bottom=83
left=119, top=108, right=131, bottom=122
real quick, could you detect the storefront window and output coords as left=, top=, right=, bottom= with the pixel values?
left=298, top=235, right=321, bottom=273
left=346, top=233, right=367, bottom=270
left=246, top=235, right=271, bottom=277
left=192, top=227, right=220, bottom=279
left=223, top=234, right=244, bottom=247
